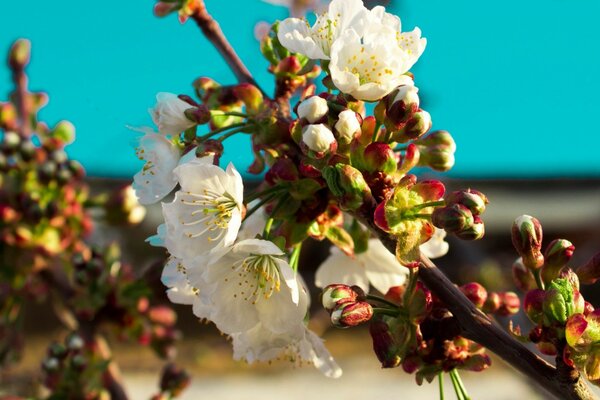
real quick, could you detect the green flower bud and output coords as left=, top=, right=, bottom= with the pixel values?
left=543, top=278, right=582, bottom=325
left=524, top=289, right=545, bottom=324
left=542, top=239, right=574, bottom=284
left=323, top=163, right=373, bottom=211
left=9, top=39, right=31, bottom=69
left=363, top=142, right=398, bottom=174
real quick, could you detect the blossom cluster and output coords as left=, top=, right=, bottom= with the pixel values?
left=143, top=0, right=491, bottom=379
left=508, top=215, right=600, bottom=385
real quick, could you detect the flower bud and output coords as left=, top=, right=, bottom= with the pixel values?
left=194, top=139, right=224, bottom=163
left=576, top=252, right=600, bottom=285
left=321, top=284, right=360, bottom=312
left=455, top=215, right=485, bottom=241
left=524, top=289, right=545, bottom=324
left=511, top=215, right=544, bottom=270
left=385, top=83, right=420, bottom=128
left=160, top=363, right=191, bottom=397
left=369, top=319, right=402, bottom=368
left=363, top=143, right=397, bottom=174
left=9, top=39, right=31, bottom=69
left=497, top=292, right=520, bottom=316
left=543, top=278, right=583, bottom=325
left=65, top=333, right=84, bottom=352
left=300, top=124, right=337, bottom=158
left=153, top=2, right=179, bottom=17
left=431, top=204, right=474, bottom=233
left=331, top=301, right=373, bottom=328
left=2, top=131, right=20, bottom=154
left=42, top=357, right=60, bottom=372
left=393, top=109, right=431, bottom=142
left=460, top=282, right=488, bottom=308
left=323, top=164, right=373, bottom=211
left=48, top=342, right=68, bottom=360
left=334, top=109, right=361, bottom=144
left=417, top=145, right=455, bottom=172
left=297, top=96, right=328, bottom=123
left=482, top=292, right=501, bottom=314
left=70, top=354, right=87, bottom=372
left=184, top=105, right=211, bottom=125
left=446, top=189, right=488, bottom=216
left=408, top=282, right=432, bottom=323
left=512, top=257, right=536, bottom=292
left=150, top=92, right=197, bottom=135
left=542, top=239, right=574, bottom=284
left=104, top=185, right=146, bottom=225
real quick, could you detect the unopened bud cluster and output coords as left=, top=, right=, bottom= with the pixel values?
left=322, top=284, right=373, bottom=328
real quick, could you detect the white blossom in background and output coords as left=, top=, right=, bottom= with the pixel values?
left=297, top=96, right=329, bottom=123
left=368, top=6, right=427, bottom=71
left=162, top=161, right=244, bottom=260
left=150, top=92, right=196, bottom=136
left=329, top=29, right=414, bottom=101
left=278, top=0, right=369, bottom=60
left=315, top=238, right=409, bottom=293
left=420, top=227, right=450, bottom=259
left=302, top=124, right=336, bottom=153
left=133, top=131, right=181, bottom=205
left=187, top=239, right=302, bottom=334
left=161, top=257, right=198, bottom=305
left=237, top=206, right=267, bottom=241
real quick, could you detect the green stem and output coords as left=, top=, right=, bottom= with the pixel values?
left=449, top=370, right=465, bottom=400
left=438, top=372, right=445, bottom=400
left=245, top=185, right=286, bottom=203
left=263, top=217, right=274, bottom=238
left=245, top=192, right=278, bottom=220
left=218, top=125, right=251, bottom=142
left=372, top=307, right=400, bottom=317
left=372, top=121, right=382, bottom=142
left=413, top=200, right=445, bottom=211
left=196, top=122, right=248, bottom=141
left=289, top=243, right=302, bottom=272
left=213, top=111, right=249, bottom=118
left=533, top=269, right=545, bottom=290
left=365, top=294, right=401, bottom=309
left=403, top=267, right=418, bottom=306
left=450, top=370, right=470, bottom=400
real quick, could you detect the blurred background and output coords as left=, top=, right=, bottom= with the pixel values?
left=1, top=0, right=600, bottom=398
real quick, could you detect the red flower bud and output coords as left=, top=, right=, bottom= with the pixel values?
left=512, top=258, right=536, bottom=292
left=542, top=239, right=575, bottom=284
left=184, top=105, right=211, bottom=125
left=497, top=292, right=520, bottom=316
left=363, top=142, right=398, bottom=174
left=321, top=284, right=360, bottom=312
left=576, top=252, right=600, bottom=285
left=460, top=282, right=488, bottom=308
left=445, top=189, right=488, bottom=216
left=524, top=289, right=545, bottom=324
left=369, top=319, right=402, bottom=368
left=331, top=301, right=373, bottom=328
left=482, top=292, right=501, bottom=314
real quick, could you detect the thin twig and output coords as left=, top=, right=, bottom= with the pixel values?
left=190, top=1, right=268, bottom=97
left=351, top=206, right=596, bottom=400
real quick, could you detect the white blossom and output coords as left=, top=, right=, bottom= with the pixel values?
left=315, top=238, right=409, bottom=293
left=297, top=96, right=329, bottom=123
left=334, top=109, right=361, bottom=142
left=329, top=29, right=414, bottom=101
left=277, top=0, right=369, bottom=60
left=187, top=239, right=302, bottom=335
left=150, top=92, right=196, bottom=136
left=162, top=161, right=244, bottom=260
left=133, top=131, right=181, bottom=205
left=302, top=124, right=335, bottom=153
left=161, top=257, right=198, bottom=305
left=420, top=227, right=449, bottom=259
left=237, top=206, right=267, bottom=241
left=368, top=6, right=427, bottom=71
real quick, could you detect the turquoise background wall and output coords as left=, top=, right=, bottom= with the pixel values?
left=1, top=0, right=599, bottom=178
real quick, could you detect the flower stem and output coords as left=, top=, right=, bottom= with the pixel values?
left=289, top=243, right=302, bottom=273
left=245, top=185, right=287, bottom=203
left=218, top=125, right=252, bottom=142
left=438, top=372, right=445, bottom=400
left=449, top=370, right=465, bottom=400
left=533, top=268, right=545, bottom=291
left=403, top=267, right=419, bottom=306
left=196, top=122, right=249, bottom=141
left=245, top=192, right=278, bottom=220
left=214, top=111, right=249, bottom=118
left=372, top=307, right=400, bottom=317
left=263, top=218, right=274, bottom=238
left=366, top=294, right=401, bottom=309
left=450, top=369, right=470, bottom=400
left=413, top=200, right=445, bottom=211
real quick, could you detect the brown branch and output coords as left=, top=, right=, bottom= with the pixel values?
left=190, top=2, right=268, bottom=97
left=352, top=207, right=596, bottom=400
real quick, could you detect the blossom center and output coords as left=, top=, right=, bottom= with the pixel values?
left=229, top=254, right=282, bottom=304
left=179, top=189, right=238, bottom=241
left=343, top=48, right=393, bottom=86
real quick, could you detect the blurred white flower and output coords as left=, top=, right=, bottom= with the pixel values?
left=315, top=238, right=409, bottom=293
left=237, top=206, right=267, bottom=241
left=302, top=124, right=336, bottom=153
left=297, top=96, right=329, bottom=123
left=162, top=161, right=243, bottom=260
left=329, top=29, right=413, bottom=101
left=278, top=0, right=369, bottom=60
left=420, top=227, right=449, bottom=259
left=161, top=257, right=198, bottom=305
left=150, top=92, right=196, bottom=136
left=187, top=239, right=302, bottom=334
left=133, top=131, right=181, bottom=205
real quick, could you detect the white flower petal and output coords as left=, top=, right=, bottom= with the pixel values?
left=278, top=18, right=328, bottom=59
left=420, top=228, right=449, bottom=259
left=150, top=92, right=196, bottom=136
left=361, top=239, right=408, bottom=294
left=315, top=247, right=370, bottom=291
